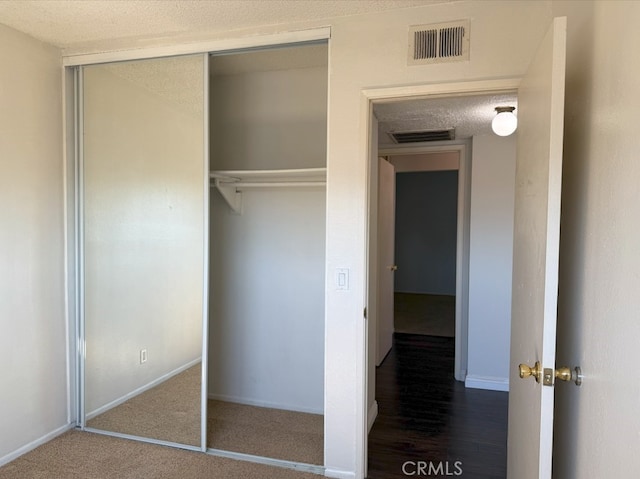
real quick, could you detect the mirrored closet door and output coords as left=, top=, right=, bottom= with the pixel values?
left=80, top=53, right=208, bottom=449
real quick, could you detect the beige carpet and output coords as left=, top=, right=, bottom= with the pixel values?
left=0, top=430, right=321, bottom=479
left=208, top=400, right=323, bottom=465
left=394, top=293, right=455, bottom=337
left=87, top=363, right=201, bottom=447
left=85, top=363, right=323, bottom=465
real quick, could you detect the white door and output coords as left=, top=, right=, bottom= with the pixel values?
left=507, top=17, right=567, bottom=479
left=377, top=157, right=396, bottom=365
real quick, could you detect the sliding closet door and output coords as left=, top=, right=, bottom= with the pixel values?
left=81, top=54, right=207, bottom=449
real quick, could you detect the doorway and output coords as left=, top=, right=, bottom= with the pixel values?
left=365, top=87, right=519, bottom=478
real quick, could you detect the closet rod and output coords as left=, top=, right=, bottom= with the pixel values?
left=210, top=167, right=326, bottom=179
left=212, top=181, right=326, bottom=188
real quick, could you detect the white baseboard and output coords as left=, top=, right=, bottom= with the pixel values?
left=324, top=468, right=356, bottom=479
left=208, top=393, right=323, bottom=415
left=367, top=400, right=378, bottom=433
left=465, top=375, right=509, bottom=392
left=87, top=357, right=201, bottom=419
left=0, top=423, right=74, bottom=467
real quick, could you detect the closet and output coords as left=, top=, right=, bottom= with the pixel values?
left=207, top=43, right=328, bottom=465
left=77, top=41, right=327, bottom=468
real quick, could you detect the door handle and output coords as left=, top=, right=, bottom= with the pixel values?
left=388, top=265, right=398, bottom=271
left=519, top=361, right=542, bottom=383
left=519, top=362, right=583, bottom=386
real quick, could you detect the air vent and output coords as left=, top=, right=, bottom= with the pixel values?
left=408, top=20, right=470, bottom=65
left=391, top=129, right=455, bottom=144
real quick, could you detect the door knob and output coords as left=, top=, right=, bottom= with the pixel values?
left=552, top=366, right=583, bottom=386
left=519, top=361, right=542, bottom=383
left=389, top=265, right=398, bottom=271
left=519, top=362, right=583, bottom=386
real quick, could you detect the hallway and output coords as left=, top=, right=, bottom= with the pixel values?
left=367, top=334, right=508, bottom=478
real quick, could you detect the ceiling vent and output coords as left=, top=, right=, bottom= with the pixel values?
left=408, top=20, right=470, bottom=65
left=391, top=129, right=455, bottom=144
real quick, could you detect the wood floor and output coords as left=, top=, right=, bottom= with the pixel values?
left=367, top=333, right=508, bottom=479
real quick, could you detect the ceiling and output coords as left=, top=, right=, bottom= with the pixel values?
left=0, top=0, right=447, bottom=51
left=375, top=93, right=519, bottom=146
left=0, top=1, right=514, bottom=146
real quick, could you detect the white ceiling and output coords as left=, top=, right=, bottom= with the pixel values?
left=375, top=93, right=519, bottom=145
left=0, top=0, right=446, bottom=51
left=0, top=0, right=513, bottom=145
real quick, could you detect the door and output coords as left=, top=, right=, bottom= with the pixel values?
left=507, top=17, right=567, bottom=479
left=81, top=54, right=208, bottom=450
left=377, top=157, right=396, bottom=365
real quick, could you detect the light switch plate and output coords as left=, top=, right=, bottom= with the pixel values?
left=336, top=268, right=349, bottom=291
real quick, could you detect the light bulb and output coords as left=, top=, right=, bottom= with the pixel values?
left=491, top=107, right=517, bottom=137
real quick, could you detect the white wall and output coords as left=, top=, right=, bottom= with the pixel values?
left=82, top=56, right=205, bottom=415
left=210, top=65, right=327, bottom=170
left=0, top=25, right=67, bottom=464
left=208, top=55, right=327, bottom=414
left=366, top=117, right=379, bottom=430
left=551, top=1, right=640, bottom=477
left=323, top=3, right=550, bottom=475
left=209, top=189, right=326, bottom=413
left=9, top=1, right=553, bottom=475
left=465, top=134, right=516, bottom=391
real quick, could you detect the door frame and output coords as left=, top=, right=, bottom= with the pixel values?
left=378, top=143, right=470, bottom=382
left=360, top=78, right=521, bottom=477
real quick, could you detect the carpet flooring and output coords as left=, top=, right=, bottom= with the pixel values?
left=208, top=400, right=323, bottom=465
left=393, top=293, right=455, bottom=337
left=0, top=430, right=321, bottom=479
left=84, top=363, right=323, bottom=465
left=87, top=363, right=201, bottom=447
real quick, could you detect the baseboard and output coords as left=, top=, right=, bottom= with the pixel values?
left=207, top=393, right=323, bottom=415
left=87, top=357, right=201, bottom=420
left=0, top=422, right=74, bottom=467
left=367, top=400, right=378, bottom=433
left=324, top=468, right=356, bottom=479
left=454, top=369, right=467, bottom=382
left=465, top=375, right=509, bottom=392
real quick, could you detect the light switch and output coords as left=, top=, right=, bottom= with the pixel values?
left=336, top=268, right=349, bottom=291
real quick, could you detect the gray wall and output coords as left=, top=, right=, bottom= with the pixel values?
left=394, top=171, right=458, bottom=296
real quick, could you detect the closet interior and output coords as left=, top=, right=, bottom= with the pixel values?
left=79, top=41, right=327, bottom=469
left=207, top=43, right=328, bottom=464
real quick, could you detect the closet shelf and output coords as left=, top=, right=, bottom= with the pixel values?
left=210, top=167, right=326, bottom=214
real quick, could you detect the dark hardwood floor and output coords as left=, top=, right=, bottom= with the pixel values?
left=367, top=333, right=508, bottom=479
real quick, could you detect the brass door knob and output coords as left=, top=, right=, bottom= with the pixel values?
left=519, top=362, right=583, bottom=386
left=519, top=361, right=542, bottom=383
left=389, top=265, right=398, bottom=271
left=554, top=366, right=583, bottom=386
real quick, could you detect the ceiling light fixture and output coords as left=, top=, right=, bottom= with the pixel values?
left=491, top=106, right=517, bottom=136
